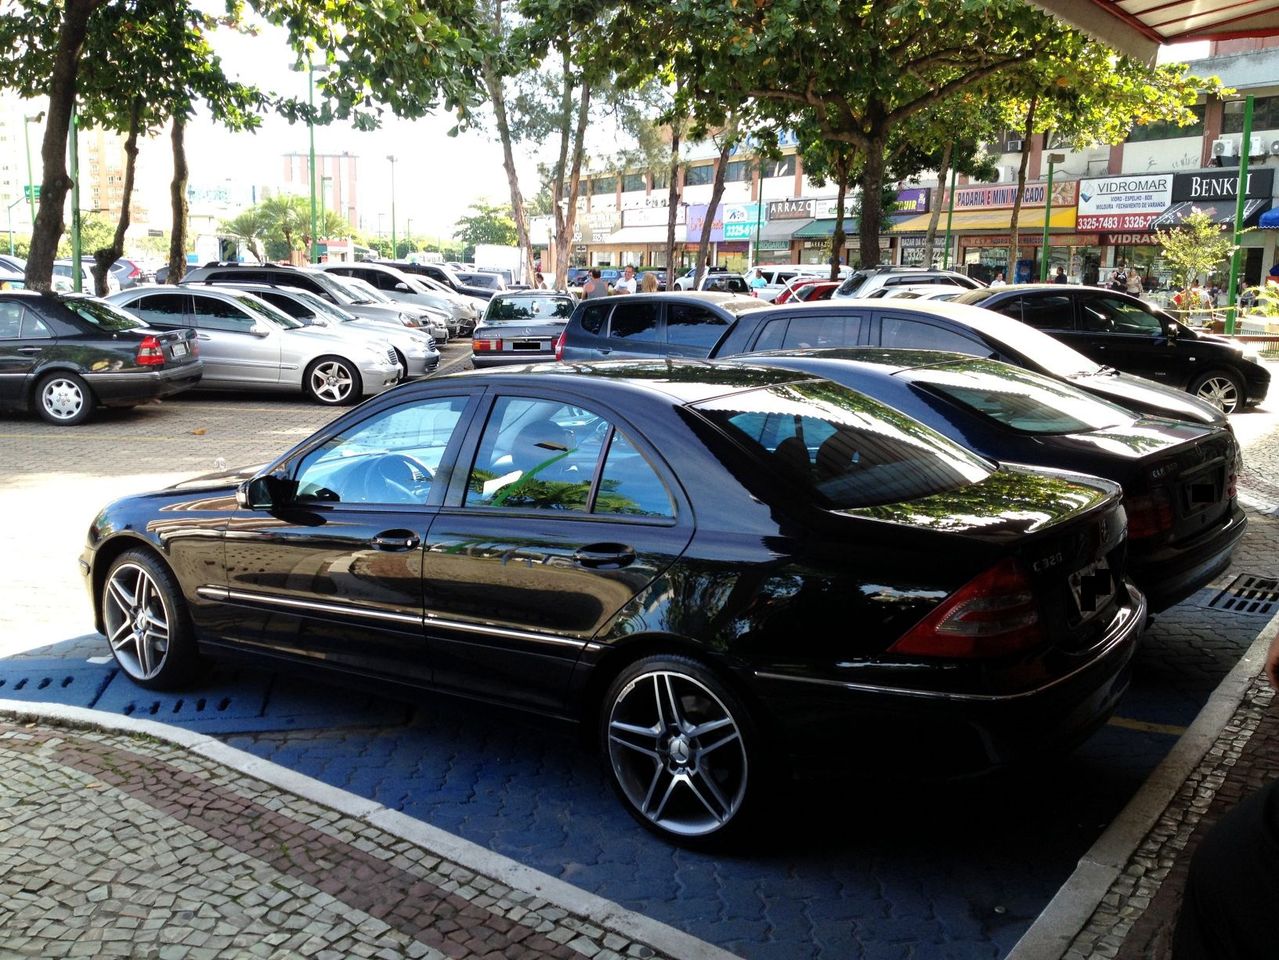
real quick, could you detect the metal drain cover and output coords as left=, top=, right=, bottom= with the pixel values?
left=1207, top=575, right=1279, bottom=615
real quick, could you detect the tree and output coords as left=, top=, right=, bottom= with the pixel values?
left=259, top=194, right=310, bottom=260
left=452, top=200, right=519, bottom=252
left=1154, top=209, right=1236, bottom=320
left=221, top=208, right=271, bottom=264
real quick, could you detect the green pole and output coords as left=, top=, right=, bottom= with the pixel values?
left=942, top=165, right=958, bottom=269
left=308, top=63, right=318, bottom=264
left=1225, top=95, right=1254, bottom=336
left=69, top=105, right=81, bottom=292
left=23, top=116, right=37, bottom=225
left=388, top=155, right=398, bottom=258
left=1040, top=159, right=1056, bottom=282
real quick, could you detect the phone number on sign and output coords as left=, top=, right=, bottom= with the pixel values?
left=1077, top=214, right=1156, bottom=231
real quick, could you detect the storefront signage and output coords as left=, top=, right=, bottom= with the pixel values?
left=622, top=205, right=686, bottom=228
left=767, top=198, right=815, bottom=220
left=1170, top=168, right=1274, bottom=202
left=891, top=188, right=930, bottom=214
left=687, top=204, right=725, bottom=243
left=945, top=180, right=1077, bottom=210
left=571, top=210, right=621, bottom=244
left=899, top=234, right=928, bottom=247
left=722, top=202, right=764, bottom=240
left=1101, top=233, right=1162, bottom=246
left=962, top=232, right=1098, bottom=248
left=619, top=195, right=671, bottom=211
left=814, top=196, right=857, bottom=219
left=1076, top=175, right=1172, bottom=231
left=758, top=239, right=792, bottom=251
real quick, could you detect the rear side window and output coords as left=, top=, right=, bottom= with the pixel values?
left=775, top=314, right=862, bottom=350
left=1020, top=295, right=1074, bottom=331
left=129, top=293, right=190, bottom=327
left=880, top=318, right=987, bottom=356
left=192, top=295, right=257, bottom=333
left=692, top=381, right=991, bottom=509
left=578, top=302, right=611, bottom=335
left=666, top=303, right=730, bottom=348
left=608, top=302, right=660, bottom=341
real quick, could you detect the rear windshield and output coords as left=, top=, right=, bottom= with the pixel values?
left=909, top=360, right=1132, bottom=434
left=691, top=380, right=992, bottom=508
left=486, top=296, right=574, bottom=322
left=64, top=297, right=144, bottom=332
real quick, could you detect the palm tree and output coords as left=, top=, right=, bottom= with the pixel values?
left=260, top=194, right=309, bottom=259
left=220, top=208, right=270, bottom=263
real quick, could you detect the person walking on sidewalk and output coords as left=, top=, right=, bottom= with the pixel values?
left=1172, top=629, right=1279, bottom=959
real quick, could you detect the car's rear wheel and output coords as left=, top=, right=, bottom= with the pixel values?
left=101, top=549, right=199, bottom=689
left=35, top=372, right=94, bottom=426
left=1190, top=369, right=1243, bottom=414
left=601, top=655, right=758, bottom=844
left=305, top=355, right=362, bottom=405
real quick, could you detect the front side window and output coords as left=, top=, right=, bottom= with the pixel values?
left=1081, top=296, right=1162, bottom=335
left=666, top=304, right=730, bottom=348
left=1020, top=295, right=1075, bottom=331
left=192, top=295, right=260, bottom=333
left=293, top=396, right=469, bottom=505
left=775, top=314, right=863, bottom=350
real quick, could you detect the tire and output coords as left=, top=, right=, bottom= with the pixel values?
left=101, top=548, right=199, bottom=690
left=35, top=371, right=94, bottom=426
left=600, top=654, right=761, bottom=844
left=304, top=355, right=363, bottom=405
left=1190, top=369, right=1244, bottom=415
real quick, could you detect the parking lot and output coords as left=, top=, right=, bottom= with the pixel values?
left=2, top=351, right=1278, bottom=959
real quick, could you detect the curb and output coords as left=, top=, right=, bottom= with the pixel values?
left=0, top=698, right=742, bottom=960
left=1006, top=602, right=1279, bottom=959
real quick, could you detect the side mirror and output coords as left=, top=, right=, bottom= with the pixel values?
left=250, top=321, right=273, bottom=337
left=1166, top=321, right=1179, bottom=338
left=236, top=474, right=295, bottom=509
left=395, top=282, right=411, bottom=292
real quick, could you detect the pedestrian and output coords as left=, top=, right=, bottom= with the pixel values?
left=1126, top=269, right=1143, bottom=298
left=640, top=272, right=658, bottom=293
left=614, top=265, right=638, bottom=295
left=749, top=267, right=768, bottom=292
left=1111, top=262, right=1129, bottom=292
left=582, top=268, right=607, bottom=299
left=1171, top=627, right=1279, bottom=959
left=534, top=272, right=547, bottom=290
left=990, top=271, right=1007, bottom=287
left=1053, top=266, right=1067, bottom=284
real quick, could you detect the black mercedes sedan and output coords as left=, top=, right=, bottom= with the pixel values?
left=81, top=361, right=1146, bottom=843
left=735, top=349, right=1244, bottom=612
left=0, top=290, right=201, bottom=425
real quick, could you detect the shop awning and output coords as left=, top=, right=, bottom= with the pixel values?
left=793, top=214, right=920, bottom=238
left=605, top=225, right=683, bottom=244
left=759, top=218, right=812, bottom=240
left=1259, top=208, right=1279, bottom=229
left=887, top=206, right=1078, bottom=233
left=1148, top=199, right=1271, bottom=231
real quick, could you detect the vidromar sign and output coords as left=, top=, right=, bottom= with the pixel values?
left=1076, top=175, right=1172, bottom=232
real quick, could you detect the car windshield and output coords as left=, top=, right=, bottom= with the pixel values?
left=232, top=293, right=304, bottom=329
left=691, top=379, right=992, bottom=509
left=64, top=297, right=144, bottom=331
left=485, top=296, right=574, bottom=322
left=908, top=360, right=1132, bottom=434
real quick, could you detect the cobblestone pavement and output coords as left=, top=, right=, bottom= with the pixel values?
left=0, top=716, right=690, bottom=960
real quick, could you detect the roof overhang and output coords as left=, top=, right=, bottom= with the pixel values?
left=1030, top=0, right=1279, bottom=64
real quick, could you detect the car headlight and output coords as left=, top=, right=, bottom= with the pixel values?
left=398, top=312, right=417, bottom=327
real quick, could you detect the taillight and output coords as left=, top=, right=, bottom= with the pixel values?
left=473, top=338, right=501, bottom=352
left=1126, top=488, right=1174, bottom=539
left=553, top=329, right=566, bottom=361
left=890, top=558, right=1042, bottom=658
left=136, top=335, right=165, bottom=366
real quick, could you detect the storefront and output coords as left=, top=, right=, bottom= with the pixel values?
left=604, top=204, right=688, bottom=268
left=758, top=199, right=816, bottom=264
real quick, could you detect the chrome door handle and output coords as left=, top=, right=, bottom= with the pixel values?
left=574, top=543, right=636, bottom=569
left=372, top=531, right=420, bottom=551
left=17, top=346, right=42, bottom=355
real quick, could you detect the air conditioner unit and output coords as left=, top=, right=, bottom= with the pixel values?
left=1211, top=137, right=1238, bottom=158
left=1269, top=139, right=1279, bottom=156
left=1248, top=135, right=1265, bottom=157
left=1006, top=139, right=1024, bottom=153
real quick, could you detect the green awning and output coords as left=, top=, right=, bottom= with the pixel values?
left=792, top=218, right=858, bottom=239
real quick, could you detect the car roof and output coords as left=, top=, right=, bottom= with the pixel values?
left=588, top=291, right=764, bottom=313
left=744, top=347, right=979, bottom=374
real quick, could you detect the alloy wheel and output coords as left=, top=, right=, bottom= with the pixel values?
left=41, top=377, right=86, bottom=422
left=1195, top=375, right=1239, bottom=414
left=309, top=360, right=355, bottom=404
left=103, top=561, right=171, bottom=681
left=606, top=669, right=749, bottom=838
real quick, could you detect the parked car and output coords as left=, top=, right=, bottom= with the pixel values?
left=210, top=283, right=440, bottom=379
left=370, top=260, right=495, bottom=301
left=558, top=296, right=1229, bottom=426
left=454, top=270, right=507, bottom=293
left=0, top=254, right=26, bottom=274
left=108, top=285, right=400, bottom=405
left=950, top=284, right=1270, bottom=415
left=734, top=348, right=1245, bottom=611
left=81, top=360, right=1144, bottom=843
left=672, top=266, right=726, bottom=291
left=111, top=258, right=147, bottom=289
left=748, top=265, right=839, bottom=302
left=325, top=274, right=453, bottom=343
left=0, top=269, right=28, bottom=290
left=773, top=279, right=841, bottom=304
left=0, top=290, right=201, bottom=425
left=471, top=291, right=575, bottom=367
left=54, top=259, right=121, bottom=294
left=316, top=262, right=472, bottom=338
left=877, top=285, right=964, bottom=301
left=832, top=266, right=982, bottom=299
left=180, top=262, right=441, bottom=339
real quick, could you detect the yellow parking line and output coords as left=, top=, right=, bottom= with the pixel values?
left=1106, top=716, right=1187, bottom=736
left=0, top=434, right=276, bottom=442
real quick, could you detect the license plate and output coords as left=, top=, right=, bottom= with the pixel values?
left=513, top=339, right=543, bottom=351
left=171, top=341, right=189, bottom=358
left=1069, top=561, right=1114, bottom=617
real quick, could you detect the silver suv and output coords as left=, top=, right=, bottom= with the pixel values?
left=831, top=267, right=982, bottom=299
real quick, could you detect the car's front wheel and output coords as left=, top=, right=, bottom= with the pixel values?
left=1190, top=369, right=1244, bottom=414
left=101, top=549, right=199, bottom=689
left=305, top=355, right=363, bottom=405
left=601, top=655, right=759, bottom=844
left=35, top=371, right=94, bottom=426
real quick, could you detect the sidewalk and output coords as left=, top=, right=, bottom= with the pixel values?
left=0, top=705, right=732, bottom=960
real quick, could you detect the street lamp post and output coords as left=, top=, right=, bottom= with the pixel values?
left=8, top=197, right=24, bottom=256
left=941, top=165, right=958, bottom=270
left=23, top=113, right=42, bottom=227
left=1225, top=95, right=1255, bottom=336
left=387, top=155, right=398, bottom=258
left=320, top=174, right=332, bottom=230
left=307, top=62, right=321, bottom=264
left=1040, top=152, right=1066, bottom=282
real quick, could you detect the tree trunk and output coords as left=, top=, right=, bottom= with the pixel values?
left=664, top=98, right=683, bottom=286
left=829, top=152, right=850, bottom=281
left=553, top=76, right=590, bottom=291
left=1006, top=95, right=1037, bottom=284
left=922, top=141, right=952, bottom=268
left=484, top=0, right=534, bottom=286
left=167, top=115, right=189, bottom=283
left=93, top=96, right=142, bottom=296
left=695, top=139, right=732, bottom=289
left=25, top=0, right=108, bottom=290
left=857, top=135, right=888, bottom=269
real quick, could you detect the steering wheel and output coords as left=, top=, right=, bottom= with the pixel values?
left=354, top=453, right=434, bottom=503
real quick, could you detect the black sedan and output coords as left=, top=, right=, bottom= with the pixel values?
left=951, top=285, right=1270, bottom=414
left=736, top=349, right=1244, bottom=612
left=471, top=291, right=575, bottom=367
left=0, top=290, right=201, bottom=425
left=81, top=361, right=1145, bottom=843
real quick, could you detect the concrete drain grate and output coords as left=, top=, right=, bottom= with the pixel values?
left=1208, top=575, right=1279, bottom=615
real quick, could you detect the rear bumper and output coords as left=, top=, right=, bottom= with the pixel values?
left=750, top=585, right=1147, bottom=778
left=471, top=352, right=556, bottom=368
left=83, top=362, right=204, bottom=406
left=1129, top=503, right=1245, bottom=611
